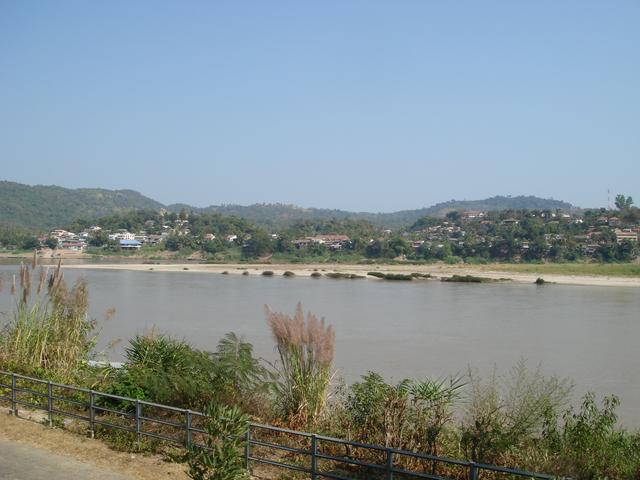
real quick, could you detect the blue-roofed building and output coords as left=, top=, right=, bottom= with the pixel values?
left=119, top=239, right=142, bottom=250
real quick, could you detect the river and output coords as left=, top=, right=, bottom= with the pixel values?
left=0, top=264, right=638, bottom=425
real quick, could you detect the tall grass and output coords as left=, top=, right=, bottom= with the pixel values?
left=265, top=302, right=335, bottom=427
left=0, top=257, right=96, bottom=381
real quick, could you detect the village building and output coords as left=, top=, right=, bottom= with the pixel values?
left=119, top=239, right=142, bottom=250
left=614, top=229, right=638, bottom=244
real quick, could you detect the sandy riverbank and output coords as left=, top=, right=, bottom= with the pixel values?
left=60, top=262, right=640, bottom=288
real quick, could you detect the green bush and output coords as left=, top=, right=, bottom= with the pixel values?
left=185, top=402, right=249, bottom=480
left=542, top=393, right=640, bottom=479
left=442, top=275, right=506, bottom=283
left=346, top=372, right=464, bottom=455
left=460, top=360, right=572, bottom=463
left=283, top=271, right=295, bottom=277
left=381, top=273, right=413, bottom=281
left=106, top=332, right=268, bottom=410
left=310, top=272, right=322, bottom=278
left=325, top=272, right=364, bottom=279
left=261, top=270, right=274, bottom=276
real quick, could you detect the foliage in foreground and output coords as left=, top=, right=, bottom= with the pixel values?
left=265, top=302, right=335, bottom=427
left=2, top=267, right=640, bottom=479
left=185, top=402, right=249, bottom=480
left=107, top=331, right=270, bottom=410
left=0, top=259, right=97, bottom=382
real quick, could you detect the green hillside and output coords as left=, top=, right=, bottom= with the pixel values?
left=171, top=196, right=575, bottom=230
left=0, top=181, right=163, bottom=231
left=0, top=180, right=575, bottom=232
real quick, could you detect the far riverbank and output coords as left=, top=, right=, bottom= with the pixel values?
left=61, top=261, right=640, bottom=288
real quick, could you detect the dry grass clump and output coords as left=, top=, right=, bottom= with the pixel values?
left=0, top=256, right=97, bottom=381
left=265, top=302, right=335, bottom=427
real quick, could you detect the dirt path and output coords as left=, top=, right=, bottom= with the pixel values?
left=0, top=409, right=189, bottom=480
left=0, top=439, right=133, bottom=480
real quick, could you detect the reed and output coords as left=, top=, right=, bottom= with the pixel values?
left=0, top=259, right=96, bottom=381
left=265, top=302, right=335, bottom=427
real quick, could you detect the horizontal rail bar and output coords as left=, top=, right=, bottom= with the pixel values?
left=50, top=395, right=87, bottom=408
left=14, top=387, right=48, bottom=398
left=250, top=421, right=313, bottom=437
left=250, top=438, right=310, bottom=456
left=139, top=415, right=185, bottom=429
left=248, top=455, right=311, bottom=474
left=93, top=404, right=135, bottom=418
left=473, top=462, right=556, bottom=479
left=391, top=466, right=452, bottom=480
left=316, top=452, right=386, bottom=471
left=93, top=419, right=136, bottom=433
left=1, top=370, right=560, bottom=480
left=51, top=408, right=90, bottom=422
left=140, top=430, right=184, bottom=446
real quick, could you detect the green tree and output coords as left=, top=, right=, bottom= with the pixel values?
left=241, top=230, right=272, bottom=258
left=43, top=236, right=58, bottom=249
left=88, top=230, right=109, bottom=247
left=615, top=194, right=634, bottom=211
left=185, top=403, right=250, bottom=480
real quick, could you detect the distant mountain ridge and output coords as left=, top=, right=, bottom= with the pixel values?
left=0, top=181, right=163, bottom=230
left=166, top=196, right=575, bottom=229
left=0, top=180, right=574, bottom=231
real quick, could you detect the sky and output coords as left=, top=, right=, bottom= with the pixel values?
left=0, top=1, right=638, bottom=212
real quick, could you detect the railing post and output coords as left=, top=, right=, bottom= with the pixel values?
left=89, top=391, right=96, bottom=438
left=47, top=381, right=53, bottom=427
left=11, top=373, right=17, bottom=415
left=185, top=409, right=192, bottom=447
left=386, top=448, right=394, bottom=480
left=135, top=400, right=142, bottom=443
left=311, top=433, right=318, bottom=480
left=468, top=461, right=478, bottom=480
left=244, top=424, right=251, bottom=472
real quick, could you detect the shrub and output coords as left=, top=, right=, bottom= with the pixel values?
left=310, top=272, right=322, bottom=278
left=346, top=372, right=464, bottom=455
left=283, top=271, right=295, bottom=277
left=542, top=393, right=640, bottom=479
left=0, top=261, right=97, bottom=382
left=242, top=271, right=249, bottom=276
left=442, top=275, right=506, bottom=283
left=443, top=255, right=463, bottom=264
left=261, top=271, right=274, bottom=276
left=367, top=272, right=385, bottom=278
left=381, top=273, right=413, bottom=281
left=460, top=360, right=572, bottom=463
left=185, top=402, right=250, bottom=480
left=265, top=303, right=335, bottom=427
left=535, top=277, right=546, bottom=285
left=325, top=272, right=364, bottom=279
left=410, top=272, right=431, bottom=279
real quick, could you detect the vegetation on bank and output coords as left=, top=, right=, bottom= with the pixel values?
left=2, top=192, right=639, bottom=269
left=0, top=263, right=639, bottom=479
left=488, top=262, right=640, bottom=277
left=441, top=275, right=510, bottom=283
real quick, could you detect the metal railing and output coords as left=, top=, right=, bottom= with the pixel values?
left=0, top=371, right=561, bottom=479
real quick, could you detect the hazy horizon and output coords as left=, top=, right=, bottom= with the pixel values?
left=1, top=1, right=638, bottom=211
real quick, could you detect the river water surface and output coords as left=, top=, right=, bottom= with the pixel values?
left=0, top=265, right=638, bottom=425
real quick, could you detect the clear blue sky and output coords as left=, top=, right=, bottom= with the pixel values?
left=1, top=1, right=638, bottom=211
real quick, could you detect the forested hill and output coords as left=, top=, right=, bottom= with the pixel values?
left=0, top=180, right=574, bottom=231
left=0, top=181, right=163, bottom=230
left=170, top=196, right=575, bottom=230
